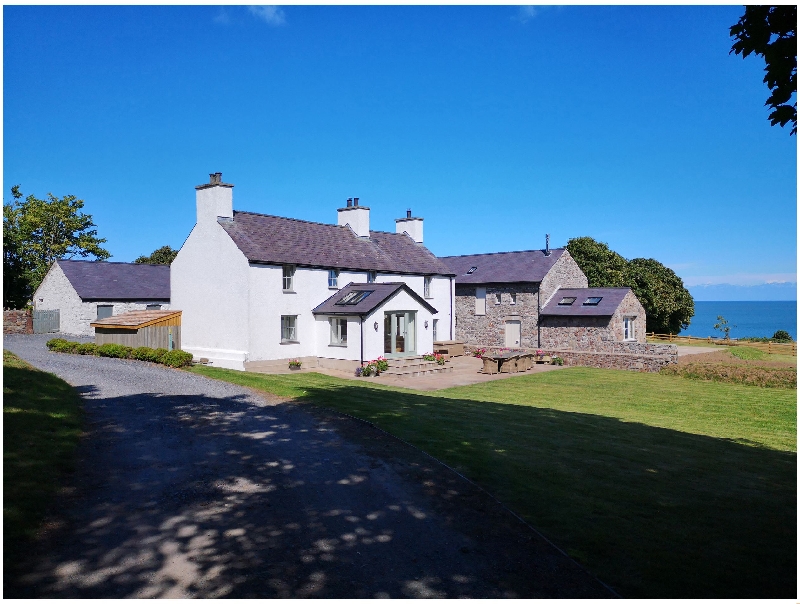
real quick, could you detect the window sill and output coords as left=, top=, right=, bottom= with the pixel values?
left=328, top=343, right=348, bottom=348
left=283, top=290, right=296, bottom=294
left=280, top=340, right=299, bottom=345
left=329, top=286, right=339, bottom=290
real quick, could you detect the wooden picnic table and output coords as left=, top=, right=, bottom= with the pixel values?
left=481, top=351, right=525, bottom=374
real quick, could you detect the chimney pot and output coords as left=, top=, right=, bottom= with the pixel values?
left=347, top=198, right=353, bottom=207
left=545, top=234, right=550, bottom=256
left=406, top=209, right=412, bottom=218
left=353, top=197, right=359, bottom=206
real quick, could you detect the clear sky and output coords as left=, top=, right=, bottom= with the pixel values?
left=4, top=5, right=797, bottom=299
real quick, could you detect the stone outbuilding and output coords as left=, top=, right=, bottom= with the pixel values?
left=440, top=247, right=589, bottom=348
left=33, top=260, right=171, bottom=336
left=539, top=287, right=646, bottom=349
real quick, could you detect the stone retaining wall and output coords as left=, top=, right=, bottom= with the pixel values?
left=3, top=309, right=33, bottom=335
left=464, top=342, right=677, bottom=372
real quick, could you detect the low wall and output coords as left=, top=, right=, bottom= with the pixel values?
left=465, top=342, right=677, bottom=372
left=3, top=309, right=33, bottom=335
left=244, top=356, right=359, bottom=375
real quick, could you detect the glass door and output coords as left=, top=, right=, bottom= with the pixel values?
left=384, top=311, right=416, bottom=356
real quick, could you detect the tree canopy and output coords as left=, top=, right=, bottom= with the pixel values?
left=730, top=5, right=797, bottom=135
left=3, top=186, right=110, bottom=308
left=134, top=245, right=178, bottom=265
left=565, top=236, right=694, bottom=334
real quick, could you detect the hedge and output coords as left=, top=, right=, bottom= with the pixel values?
left=46, top=339, right=193, bottom=368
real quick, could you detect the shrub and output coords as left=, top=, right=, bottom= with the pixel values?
left=160, top=350, right=194, bottom=368
left=660, top=363, right=796, bottom=389
left=131, top=346, right=161, bottom=362
left=551, top=356, right=564, bottom=366
left=772, top=330, right=793, bottom=342
left=76, top=343, right=98, bottom=356
left=354, top=366, right=363, bottom=377
left=374, top=357, right=389, bottom=372
left=361, top=364, right=373, bottom=377
left=97, top=343, right=133, bottom=359
left=152, top=348, right=169, bottom=362
left=46, top=338, right=68, bottom=351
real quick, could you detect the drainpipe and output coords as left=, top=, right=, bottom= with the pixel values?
left=360, top=315, right=364, bottom=366
left=537, top=285, right=541, bottom=348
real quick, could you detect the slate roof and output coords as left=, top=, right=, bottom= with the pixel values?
left=440, top=249, right=565, bottom=284
left=540, top=288, right=633, bottom=317
left=219, top=211, right=454, bottom=276
left=90, top=309, right=181, bottom=329
left=56, top=260, right=171, bottom=301
left=312, top=282, right=438, bottom=316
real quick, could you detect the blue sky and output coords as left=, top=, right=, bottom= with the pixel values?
left=4, top=5, right=797, bottom=300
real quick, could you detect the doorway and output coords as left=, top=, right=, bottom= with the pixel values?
left=505, top=320, right=521, bottom=347
left=384, top=311, right=416, bottom=356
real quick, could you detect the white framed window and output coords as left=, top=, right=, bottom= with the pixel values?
left=282, top=265, right=295, bottom=292
left=367, top=271, right=377, bottom=283
left=424, top=276, right=432, bottom=298
left=432, top=318, right=439, bottom=341
left=328, top=269, right=339, bottom=289
left=494, top=292, right=502, bottom=305
left=624, top=316, right=636, bottom=341
left=330, top=317, right=347, bottom=346
left=96, top=305, right=113, bottom=320
left=281, top=315, right=298, bottom=342
left=510, top=293, right=517, bottom=305
left=475, top=287, right=486, bottom=315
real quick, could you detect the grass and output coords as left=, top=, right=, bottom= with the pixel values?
left=189, top=364, right=796, bottom=598
left=3, top=350, right=84, bottom=574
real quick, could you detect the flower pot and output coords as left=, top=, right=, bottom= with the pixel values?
left=289, top=366, right=301, bottom=371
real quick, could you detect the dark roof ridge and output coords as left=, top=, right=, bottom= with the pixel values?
left=58, top=259, right=144, bottom=266
left=440, top=248, right=565, bottom=259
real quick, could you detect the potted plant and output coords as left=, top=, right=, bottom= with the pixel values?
left=288, top=359, right=302, bottom=370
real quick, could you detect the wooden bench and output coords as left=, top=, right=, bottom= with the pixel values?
left=433, top=340, right=465, bottom=358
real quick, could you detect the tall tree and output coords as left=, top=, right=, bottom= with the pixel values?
left=3, top=186, right=110, bottom=308
left=134, top=245, right=178, bottom=265
left=730, top=5, right=797, bottom=135
left=565, top=236, right=628, bottom=287
left=624, top=258, right=695, bottom=334
left=566, top=236, right=695, bottom=334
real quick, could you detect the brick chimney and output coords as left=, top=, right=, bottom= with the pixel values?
left=337, top=197, right=370, bottom=238
left=395, top=208, right=423, bottom=243
left=195, top=172, right=233, bottom=225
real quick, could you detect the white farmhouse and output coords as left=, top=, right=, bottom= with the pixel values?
left=171, top=173, right=456, bottom=371
left=33, top=260, right=171, bottom=336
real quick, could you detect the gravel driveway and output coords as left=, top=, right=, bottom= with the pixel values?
left=4, top=335, right=610, bottom=598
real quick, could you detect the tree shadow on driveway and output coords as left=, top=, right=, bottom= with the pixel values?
left=5, top=386, right=609, bottom=599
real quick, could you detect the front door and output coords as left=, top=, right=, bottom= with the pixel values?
left=384, top=311, right=416, bottom=356
left=505, top=320, right=521, bottom=347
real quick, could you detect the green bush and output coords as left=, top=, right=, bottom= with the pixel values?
left=131, top=346, right=162, bottom=362
left=160, top=350, right=194, bottom=368
left=96, top=343, right=133, bottom=359
left=76, top=343, right=98, bottom=356
left=152, top=348, right=169, bottom=362
left=772, top=330, right=793, bottom=342
left=46, top=338, right=68, bottom=351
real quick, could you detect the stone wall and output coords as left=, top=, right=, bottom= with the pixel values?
left=464, top=342, right=677, bottom=372
left=3, top=309, right=33, bottom=334
left=454, top=283, right=539, bottom=347
left=539, top=251, right=588, bottom=306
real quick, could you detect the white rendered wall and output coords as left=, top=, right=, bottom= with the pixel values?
left=363, top=288, right=436, bottom=361
left=33, top=262, right=170, bottom=336
left=171, top=220, right=250, bottom=369
left=314, top=315, right=362, bottom=362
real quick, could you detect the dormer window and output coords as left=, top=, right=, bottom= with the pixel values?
left=424, top=276, right=432, bottom=298
left=558, top=297, right=576, bottom=306
left=466, top=266, right=477, bottom=275
left=328, top=269, right=339, bottom=289
left=583, top=297, right=603, bottom=306
left=367, top=271, right=377, bottom=283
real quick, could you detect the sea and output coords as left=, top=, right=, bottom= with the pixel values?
left=680, top=301, right=797, bottom=340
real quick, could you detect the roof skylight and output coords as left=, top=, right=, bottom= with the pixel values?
left=558, top=297, right=576, bottom=306
left=336, top=290, right=374, bottom=306
left=466, top=266, right=477, bottom=274
left=583, top=297, right=603, bottom=306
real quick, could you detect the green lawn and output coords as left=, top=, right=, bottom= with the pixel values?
left=189, top=364, right=796, bottom=598
left=3, top=350, right=84, bottom=574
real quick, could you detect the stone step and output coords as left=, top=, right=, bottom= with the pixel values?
left=382, top=365, right=453, bottom=377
